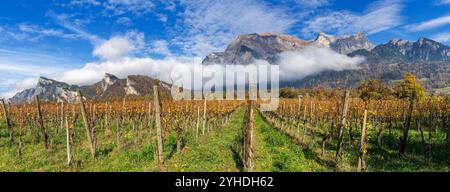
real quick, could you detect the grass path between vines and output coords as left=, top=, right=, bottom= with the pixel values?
left=163, top=108, right=246, bottom=172
left=253, top=111, right=330, bottom=172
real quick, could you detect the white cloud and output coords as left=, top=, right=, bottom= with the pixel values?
left=2, top=77, right=40, bottom=98
left=156, top=14, right=168, bottom=23
left=23, top=57, right=201, bottom=89
left=277, top=46, right=364, bottom=80
left=176, top=0, right=297, bottom=56
left=48, top=11, right=103, bottom=44
left=150, top=40, right=172, bottom=56
left=0, top=91, right=21, bottom=99
left=431, top=32, right=450, bottom=43
left=435, top=0, right=450, bottom=5
left=92, top=30, right=146, bottom=60
left=93, top=36, right=135, bottom=60
left=407, top=15, right=450, bottom=32
left=69, top=0, right=155, bottom=16
left=302, top=0, right=404, bottom=37
left=163, top=1, right=177, bottom=11
left=17, top=23, right=77, bottom=40
left=70, top=0, right=101, bottom=6
left=0, top=23, right=77, bottom=42
left=117, top=17, right=133, bottom=26
left=296, top=0, right=329, bottom=8
left=105, top=0, right=155, bottom=16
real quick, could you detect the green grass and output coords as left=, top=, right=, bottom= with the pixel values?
left=164, top=108, right=246, bottom=172
left=0, top=119, right=171, bottom=172
left=253, top=111, right=329, bottom=172
left=257, top=114, right=450, bottom=172
left=339, top=121, right=450, bottom=172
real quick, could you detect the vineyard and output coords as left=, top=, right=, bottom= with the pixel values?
left=0, top=86, right=449, bottom=172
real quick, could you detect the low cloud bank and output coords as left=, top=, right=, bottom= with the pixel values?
left=277, top=46, right=364, bottom=80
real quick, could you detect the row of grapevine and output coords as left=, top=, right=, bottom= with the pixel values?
left=0, top=87, right=244, bottom=168
left=258, top=93, right=449, bottom=171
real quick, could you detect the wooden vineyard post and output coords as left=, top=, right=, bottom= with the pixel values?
left=243, top=99, right=254, bottom=172
left=176, top=126, right=182, bottom=153
left=60, top=102, right=64, bottom=135
left=65, top=115, right=72, bottom=165
left=297, top=96, right=302, bottom=140
left=132, top=120, right=139, bottom=145
left=71, top=105, right=77, bottom=138
left=336, top=90, right=350, bottom=165
left=17, top=106, right=24, bottom=157
left=196, top=106, right=200, bottom=141
left=77, top=90, right=96, bottom=158
left=105, top=102, right=109, bottom=131
left=116, top=119, right=122, bottom=149
left=35, top=95, right=49, bottom=149
left=202, top=99, right=207, bottom=135
left=428, top=122, right=433, bottom=165
left=446, top=115, right=450, bottom=147
left=302, top=98, right=308, bottom=144
left=147, top=101, right=152, bottom=136
left=357, top=109, right=368, bottom=172
left=153, top=85, right=164, bottom=164
left=1, top=99, right=13, bottom=143
left=399, top=92, right=415, bottom=156
left=310, top=100, right=315, bottom=141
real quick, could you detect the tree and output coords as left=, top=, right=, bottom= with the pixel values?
left=312, top=86, right=330, bottom=99
left=357, top=80, right=392, bottom=101
left=395, top=73, right=425, bottom=100
left=280, top=87, right=298, bottom=98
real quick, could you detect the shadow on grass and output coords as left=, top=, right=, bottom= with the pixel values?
left=97, top=146, right=114, bottom=156
left=230, top=145, right=243, bottom=172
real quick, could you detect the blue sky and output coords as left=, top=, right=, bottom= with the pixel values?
left=0, top=0, right=450, bottom=97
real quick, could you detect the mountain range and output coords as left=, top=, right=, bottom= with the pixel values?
left=202, top=32, right=449, bottom=92
left=8, top=32, right=450, bottom=103
left=202, top=32, right=375, bottom=65
left=296, top=36, right=449, bottom=90
left=10, top=74, right=172, bottom=103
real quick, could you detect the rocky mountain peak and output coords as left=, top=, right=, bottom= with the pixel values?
left=202, top=33, right=309, bottom=65
left=354, top=32, right=365, bottom=39
left=36, top=76, right=72, bottom=90
left=314, top=32, right=337, bottom=47
left=101, top=73, right=119, bottom=92
left=417, top=37, right=427, bottom=44
left=103, top=73, right=119, bottom=82
left=360, top=37, right=450, bottom=62
left=388, top=39, right=412, bottom=46
left=11, top=76, right=78, bottom=103
left=331, top=32, right=374, bottom=54
left=10, top=74, right=173, bottom=103
left=38, top=76, right=57, bottom=86
left=416, top=37, right=441, bottom=48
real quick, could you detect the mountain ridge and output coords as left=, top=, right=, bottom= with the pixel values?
left=296, top=37, right=450, bottom=91
left=9, top=74, right=173, bottom=103
left=202, top=32, right=375, bottom=65
left=203, top=32, right=449, bottom=92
